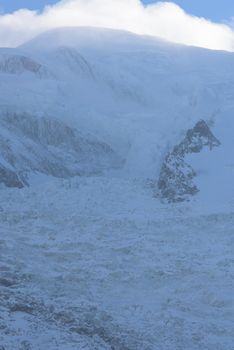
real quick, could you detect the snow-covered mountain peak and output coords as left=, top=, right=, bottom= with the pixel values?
left=20, top=26, right=170, bottom=53
left=0, top=26, right=233, bottom=205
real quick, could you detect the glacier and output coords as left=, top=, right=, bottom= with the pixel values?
left=0, top=27, right=234, bottom=349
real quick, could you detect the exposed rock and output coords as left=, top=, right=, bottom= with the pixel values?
left=0, top=112, right=122, bottom=186
left=174, top=120, right=221, bottom=156
left=0, top=165, right=24, bottom=189
left=158, top=120, right=221, bottom=202
left=0, top=54, right=50, bottom=78
left=10, top=303, right=34, bottom=315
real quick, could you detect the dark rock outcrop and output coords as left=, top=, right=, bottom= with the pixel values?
left=0, top=165, right=24, bottom=188
left=158, top=120, right=221, bottom=203
left=0, top=54, right=50, bottom=78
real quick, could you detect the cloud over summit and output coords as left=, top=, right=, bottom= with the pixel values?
left=0, top=0, right=234, bottom=51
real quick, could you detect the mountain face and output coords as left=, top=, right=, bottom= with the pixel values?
left=1, top=27, right=234, bottom=350
left=0, top=28, right=233, bottom=201
left=158, top=120, right=221, bottom=202
left=0, top=112, right=121, bottom=187
left=0, top=27, right=234, bottom=197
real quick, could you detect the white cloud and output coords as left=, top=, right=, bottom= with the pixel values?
left=0, top=0, right=234, bottom=51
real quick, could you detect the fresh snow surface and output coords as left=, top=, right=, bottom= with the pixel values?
left=1, top=178, right=234, bottom=349
left=0, top=27, right=234, bottom=349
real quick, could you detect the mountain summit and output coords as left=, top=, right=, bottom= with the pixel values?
left=0, top=27, right=233, bottom=201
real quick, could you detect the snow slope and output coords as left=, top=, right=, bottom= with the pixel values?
left=0, top=27, right=234, bottom=349
left=1, top=179, right=234, bottom=349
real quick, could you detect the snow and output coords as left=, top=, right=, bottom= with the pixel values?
left=0, top=177, right=234, bottom=349
left=0, top=27, right=234, bottom=349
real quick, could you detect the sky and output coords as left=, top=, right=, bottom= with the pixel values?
left=1, top=0, right=234, bottom=22
left=144, top=0, right=234, bottom=22
left=0, top=0, right=57, bottom=13
left=0, top=0, right=234, bottom=51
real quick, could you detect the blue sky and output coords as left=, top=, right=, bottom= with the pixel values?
left=144, top=0, right=234, bottom=21
left=0, top=0, right=234, bottom=22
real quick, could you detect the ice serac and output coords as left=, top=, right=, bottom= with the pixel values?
left=158, top=120, right=221, bottom=202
